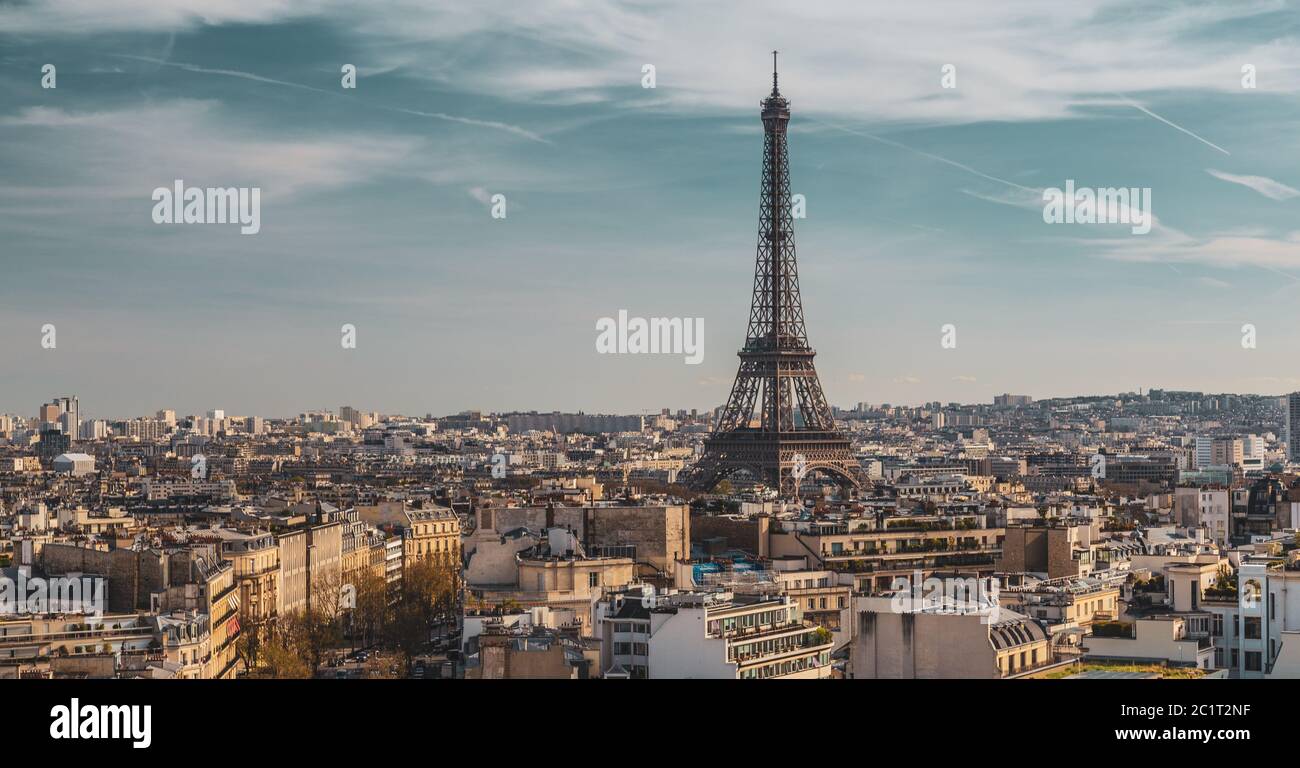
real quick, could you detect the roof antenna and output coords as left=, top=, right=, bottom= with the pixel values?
left=772, top=50, right=779, bottom=95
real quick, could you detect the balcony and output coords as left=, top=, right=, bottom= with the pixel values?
left=0, top=624, right=152, bottom=646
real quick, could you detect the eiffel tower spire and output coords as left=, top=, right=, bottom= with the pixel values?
left=686, top=56, right=863, bottom=498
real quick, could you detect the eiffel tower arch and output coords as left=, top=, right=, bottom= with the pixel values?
left=686, top=53, right=865, bottom=499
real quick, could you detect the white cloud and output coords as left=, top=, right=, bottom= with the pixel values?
left=6, top=1, right=1299, bottom=124
left=1092, top=223, right=1300, bottom=270
left=0, top=102, right=501, bottom=204
left=1206, top=169, right=1300, bottom=200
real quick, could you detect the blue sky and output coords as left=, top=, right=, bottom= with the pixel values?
left=3, top=0, right=1300, bottom=419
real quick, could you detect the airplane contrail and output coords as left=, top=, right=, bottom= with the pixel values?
left=1114, top=94, right=1230, bottom=156
left=115, top=55, right=548, bottom=143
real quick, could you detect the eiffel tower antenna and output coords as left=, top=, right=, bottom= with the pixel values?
left=685, top=55, right=864, bottom=499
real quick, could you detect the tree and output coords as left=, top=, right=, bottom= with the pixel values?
left=353, top=570, right=390, bottom=648
left=386, top=601, right=428, bottom=673
left=403, top=557, right=462, bottom=625
left=254, top=614, right=313, bottom=679
left=297, top=568, right=347, bottom=670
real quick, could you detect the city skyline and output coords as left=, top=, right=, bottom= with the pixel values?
left=6, top=2, right=1300, bottom=416
left=10, top=387, right=1296, bottom=424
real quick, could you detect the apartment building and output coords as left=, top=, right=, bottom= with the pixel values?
left=771, top=566, right=853, bottom=649
left=214, top=529, right=280, bottom=636
left=596, top=589, right=834, bottom=679
left=0, top=613, right=154, bottom=678
left=467, top=528, right=635, bottom=635
left=769, top=516, right=1003, bottom=594
left=466, top=621, right=598, bottom=679
left=1174, top=486, right=1231, bottom=547
left=481, top=502, right=689, bottom=577
left=276, top=520, right=343, bottom=616
left=1081, top=615, right=1214, bottom=670
left=35, top=543, right=240, bottom=678
left=1202, top=558, right=1300, bottom=677
left=850, top=596, right=1054, bottom=679
left=998, top=575, right=1121, bottom=629
left=997, top=519, right=1101, bottom=579
left=403, top=506, right=462, bottom=566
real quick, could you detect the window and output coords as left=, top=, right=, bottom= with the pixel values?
left=1246, top=651, right=1262, bottom=672
left=588, top=572, right=600, bottom=588
left=1245, top=617, right=1262, bottom=640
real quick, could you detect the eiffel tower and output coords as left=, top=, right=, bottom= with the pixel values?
left=687, top=53, right=864, bottom=498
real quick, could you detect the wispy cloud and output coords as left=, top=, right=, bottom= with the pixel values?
left=0, top=101, right=422, bottom=201
left=115, top=55, right=549, bottom=143
left=9, top=1, right=1300, bottom=124
left=1092, top=223, right=1300, bottom=270
left=1206, top=169, right=1299, bottom=200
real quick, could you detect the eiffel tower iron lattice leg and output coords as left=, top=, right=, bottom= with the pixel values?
left=686, top=53, right=864, bottom=498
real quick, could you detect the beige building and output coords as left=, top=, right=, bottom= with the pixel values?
left=466, top=622, right=597, bottom=679
left=772, top=567, right=853, bottom=649
left=997, top=520, right=1101, bottom=579
left=35, top=543, right=240, bottom=678
left=850, top=596, right=1054, bottom=679
left=277, top=520, right=343, bottom=616
left=403, top=506, right=462, bottom=567
left=1081, top=616, right=1214, bottom=670
left=998, top=576, right=1121, bottom=629
left=216, top=530, right=280, bottom=636
left=468, top=528, right=635, bottom=635
left=0, top=613, right=155, bottom=677
left=769, top=517, right=1003, bottom=593
left=478, top=502, right=689, bottom=578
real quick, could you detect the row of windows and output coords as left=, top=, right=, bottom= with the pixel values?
left=729, top=633, right=814, bottom=661
left=711, top=608, right=789, bottom=635
left=999, top=647, right=1040, bottom=674
left=1213, top=615, right=1263, bottom=639
left=739, top=651, right=830, bottom=679
left=1216, top=648, right=1264, bottom=672
left=415, top=522, right=458, bottom=535
left=412, top=538, right=460, bottom=554
left=806, top=596, right=847, bottom=611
